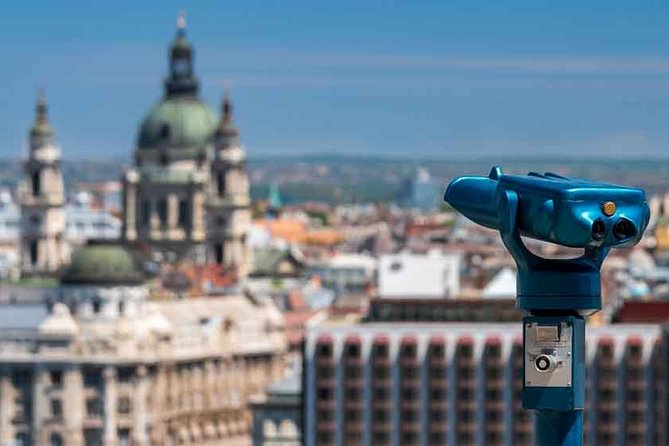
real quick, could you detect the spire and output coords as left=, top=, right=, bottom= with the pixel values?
left=164, top=11, right=198, bottom=97
left=223, top=90, right=233, bottom=123
left=36, top=90, right=48, bottom=125
left=30, top=90, right=55, bottom=139
left=176, top=10, right=186, bottom=34
left=216, top=89, right=239, bottom=139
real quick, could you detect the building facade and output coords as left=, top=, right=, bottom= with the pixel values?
left=122, top=16, right=251, bottom=274
left=19, top=94, right=67, bottom=276
left=303, top=322, right=666, bottom=446
left=250, top=371, right=301, bottom=446
left=0, top=242, right=286, bottom=446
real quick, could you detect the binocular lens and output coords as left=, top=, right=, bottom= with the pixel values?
left=613, top=218, right=636, bottom=240
left=591, top=219, right=606, bottom=241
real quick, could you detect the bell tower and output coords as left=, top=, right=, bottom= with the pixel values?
left=207, top=92, right=251, bottom=277
left=19, top=93, right=67, bottom=276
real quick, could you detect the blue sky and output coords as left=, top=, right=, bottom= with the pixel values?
left=1, top=1, right=669, bottom=159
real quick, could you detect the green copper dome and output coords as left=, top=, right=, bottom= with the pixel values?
left=61, top=243, right=146, bottom=285
left=137, top=97, right=217, bottom=151
left=136, top=21, right=217, bottom=153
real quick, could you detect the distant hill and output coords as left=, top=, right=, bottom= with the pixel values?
left=1, top=156, right=668, bottom=203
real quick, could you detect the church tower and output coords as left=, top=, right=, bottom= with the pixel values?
left=19, top=93, right=67, bottom=276
left=207, top=93, right=251, bottom=276
left=122, top=13, right=216, bottom=262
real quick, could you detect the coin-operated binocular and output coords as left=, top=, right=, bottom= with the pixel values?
left=444, top=167, right=649, bottom=445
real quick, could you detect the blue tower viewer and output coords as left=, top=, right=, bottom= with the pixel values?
left=444, top=166, right=650, bottom=446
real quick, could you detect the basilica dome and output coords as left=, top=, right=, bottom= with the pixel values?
left=135, top=16, right=217, bottom=155
left=137, top=97, right=216, bottom=151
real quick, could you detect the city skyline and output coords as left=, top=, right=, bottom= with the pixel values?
left=1, top=1, right=669, bottom=159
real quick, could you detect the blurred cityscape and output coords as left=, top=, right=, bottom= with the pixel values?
left=2, top=11, right=669, bottom=446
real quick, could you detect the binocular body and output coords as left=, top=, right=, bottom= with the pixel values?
left=445, top=167, right=649, bottom=249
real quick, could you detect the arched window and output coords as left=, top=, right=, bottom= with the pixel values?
left=29, top=241, right=38, bottom=265
left=49, top=433, right=63, bottom=446
left=215, top=243, right=224, bottom=265
left=217, top=172, right=226, bottom=196
left=178, top=199, right=189, bottom=227
left=157, top=198, right=168, bottom=226
left=141, top=200, right=151, bottom=228
left=32, top=171, right=41, bottom=195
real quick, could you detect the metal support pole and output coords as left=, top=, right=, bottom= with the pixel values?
left=535, top=410, right=583, bottom=446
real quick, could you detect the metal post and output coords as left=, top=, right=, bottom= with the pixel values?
left=535, top=410, right=583, bottom=446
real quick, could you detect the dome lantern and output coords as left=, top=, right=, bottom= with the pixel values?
left=164, top=11, right=198, bottom=98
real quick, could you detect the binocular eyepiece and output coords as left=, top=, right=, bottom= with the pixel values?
left=444, top=167, right=649, bottom=249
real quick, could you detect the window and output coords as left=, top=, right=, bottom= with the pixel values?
left=83, top=429, right=102, bottom=446
left=92, top=298, right=102, bottom=315
left=31, top=171, right=41, bottom=195
left=50, top=399, right=63, bottom=419
left=29, top=241, right=38, bottom=265
left=390, top=261, right=403, bottom=272
left=49, top=433, right=63, bottom=446
left=141, top=200, right=151, bottom=227
left=373, top=367, right=389, bottom=379
left=86, top=398, right=103, bottom=417
left=159, top=124, right=171, bottom=140
left=345, top=343, right=360, bottom=357
left=217, top=172, right=226, bottom=196
left=178, top=199, right=189, bottom=227
left=345, top=388, right=361, bottom=400
left=118, top=429, right=130, bottom=446
left=49, top=370, right=62, bottom=387
left=14, top=433, right=29, bottom=446
left=215, top=243, right=224, bottom=265
left=317, top=387, right=333, bottom=400
left=84, top=370, right=102, bottom=388
left=157, top=198, right=168, bottom=226
left=317, top=344, right=333, bottom=357
left=401, top=344, right=417, bottom=358
left=373, top=344, right=389, bottom=357
left=118, top=397, right=131, bottom=414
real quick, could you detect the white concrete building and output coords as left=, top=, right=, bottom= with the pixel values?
left=378, top=251, right=461, bottom=298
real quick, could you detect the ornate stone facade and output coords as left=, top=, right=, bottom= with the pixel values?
left=0, top=244, right=286, bottom=446
left=19, top=94, right=67, bottom=276
left=122, top=17, right=251, bottom=275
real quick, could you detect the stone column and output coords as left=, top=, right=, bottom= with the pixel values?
left=167, top=194, right=179, bottom=230
left=123, top=176, right=138, bottom=241
left=0, top=368, right=15, bottom=446
left=191, top=187, right=205, bottom=242
left=31, top=367, right=48, bottom=446
left=192, top=363, right=204, bottom=411
left=204, top=361, right=215, bottom=410
left=132, top=366, right=149, bottom=446
left=63, top=366, right=84, bottom=446
left=103, top=366, right=118, bottom=446
left=152, top=365, right=168, bottom=444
